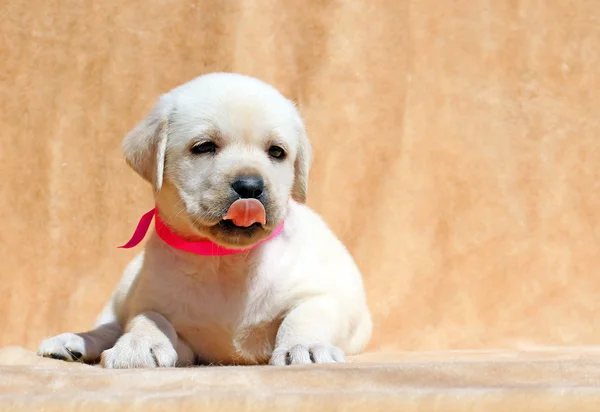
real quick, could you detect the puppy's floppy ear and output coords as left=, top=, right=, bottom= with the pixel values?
left=292, top=127, right=312, bottom=204
left=122, top=95, right=172, bottom=192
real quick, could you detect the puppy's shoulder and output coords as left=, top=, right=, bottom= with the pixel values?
left=270, top=201, right=358, bottom=275
left=282, top=201, right=345, bottom=250
left=283, top=201, right=330, bottom=235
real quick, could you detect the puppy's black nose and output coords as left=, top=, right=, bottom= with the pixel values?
left=231, top=176, right=264, bottom=199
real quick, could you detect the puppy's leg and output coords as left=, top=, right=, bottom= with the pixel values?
left=269, top=297, right=347, bottom=366
left=37, top=322, right=122, bottom=363
left=101, top=311, right=195, bottom=369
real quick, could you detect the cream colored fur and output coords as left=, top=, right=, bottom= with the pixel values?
left=37, top=73, right=372, bottom=367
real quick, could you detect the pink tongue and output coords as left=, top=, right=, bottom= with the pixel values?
left=223, top=199, right=266, bottom=227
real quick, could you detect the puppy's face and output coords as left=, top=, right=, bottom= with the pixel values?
left=122, top=73, right=311, bottom=248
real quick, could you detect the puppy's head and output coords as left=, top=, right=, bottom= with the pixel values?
left=122, top=73, right=311, bottom=248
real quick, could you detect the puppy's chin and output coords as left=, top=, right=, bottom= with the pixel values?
left=210, top=222, right=273, bottom=249
left=189, top=218, right=278, bottom=249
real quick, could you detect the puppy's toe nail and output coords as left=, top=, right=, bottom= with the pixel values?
left=66, top=348, right=83, bottom=361
left=149, top=345, right=176, bottom=368
left=48, top=353, right=67, bottom=361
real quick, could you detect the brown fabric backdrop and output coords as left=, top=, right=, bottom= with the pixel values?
left=1, top=0, right=599, bottom=353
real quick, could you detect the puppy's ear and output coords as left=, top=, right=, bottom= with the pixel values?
left=292, top=128, right=312, bottom=203
left=122, top=96, right=171, bottom=192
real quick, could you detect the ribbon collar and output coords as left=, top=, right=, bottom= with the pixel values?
left=118, top=208, right=284, bottom=256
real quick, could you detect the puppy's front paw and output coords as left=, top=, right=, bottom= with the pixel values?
left=269, top=344, right=346, bottom=366
left=101, top=332, right=177, bottom=369
left=37, top=333, right=91, bottom=362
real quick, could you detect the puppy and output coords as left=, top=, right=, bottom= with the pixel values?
left=37, top=73, right=372, bottom=367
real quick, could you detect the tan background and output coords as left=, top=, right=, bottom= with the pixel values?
left=1, top=0, right=599, bottom=353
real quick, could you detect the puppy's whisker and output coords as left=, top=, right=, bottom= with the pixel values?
left=169, top=199, right=186, bottom=217
left=163, top=201, right=189, bottom=224
left=171, top=205, right=187, bottom=221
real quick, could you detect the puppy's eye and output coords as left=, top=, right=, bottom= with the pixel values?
left=268, top=145, right=286, bottom=160
left=191, top=141, right=217, bottom=155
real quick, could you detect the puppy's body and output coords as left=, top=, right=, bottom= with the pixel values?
left=38, top=73, right=372, bottom=367
left=101, top=201, right=369, bottom=365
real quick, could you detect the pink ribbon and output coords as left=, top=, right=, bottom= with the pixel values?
left=119, top=208, right=284, bottom=256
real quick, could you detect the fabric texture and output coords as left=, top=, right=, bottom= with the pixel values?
left=1, top=0, right=600, bottom=410
left=2, top=346, right=600, bottom=411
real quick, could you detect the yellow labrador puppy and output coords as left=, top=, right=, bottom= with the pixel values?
left=37, top=73, right=372, bottom=367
